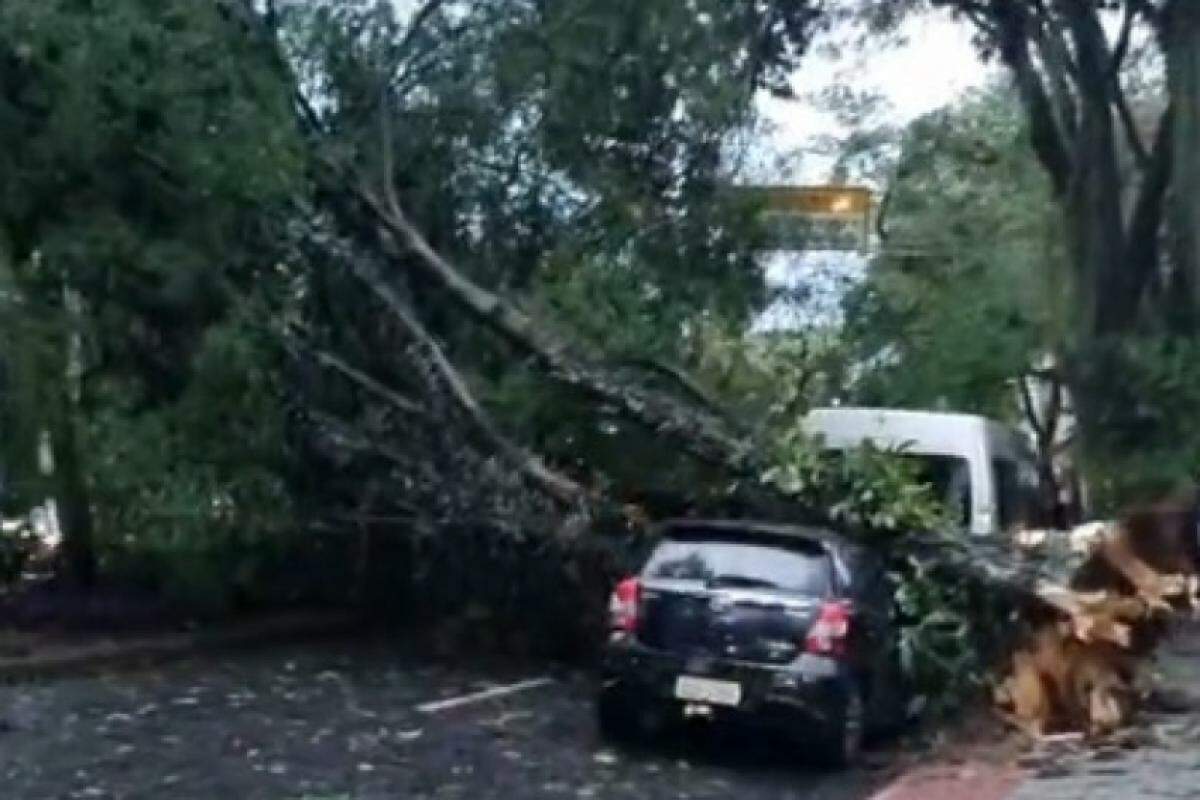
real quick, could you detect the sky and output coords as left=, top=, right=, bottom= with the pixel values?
left=751, top=10, right=994, bottom=330
left=385, top=0, right=997, bottom=327
left=755, top=9, right=993, bottom=185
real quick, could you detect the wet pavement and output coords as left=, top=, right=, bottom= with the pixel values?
left=0, top=641, right=886, bottom=799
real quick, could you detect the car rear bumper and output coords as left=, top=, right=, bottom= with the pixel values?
left=600, top=639, right=853, bottom=735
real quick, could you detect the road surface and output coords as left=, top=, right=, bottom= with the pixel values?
left=0, top=640, right=888, bottom=799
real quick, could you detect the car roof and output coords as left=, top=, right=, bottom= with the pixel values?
left=655, top=518, right=855, bottom=551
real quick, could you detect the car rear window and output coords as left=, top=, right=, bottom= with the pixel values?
left=641, top=530, right=833, bottom=595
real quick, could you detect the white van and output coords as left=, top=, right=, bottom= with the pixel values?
left=802, top=407, right=1041, bottom=537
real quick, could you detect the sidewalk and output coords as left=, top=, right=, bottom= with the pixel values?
left=1008, top=620, right=1200, bottom=800
left=0, top=610, right=355, bottom=680
left=1010, top=746, right=1200, bottom=800
left=871, top=762, right=1022, bottom=800
left=875, top=620, right=1200, bottom=800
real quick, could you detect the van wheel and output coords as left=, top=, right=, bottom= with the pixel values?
left=813, top=682, right=866, bottom=769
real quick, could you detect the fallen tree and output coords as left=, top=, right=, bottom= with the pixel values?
left=253, top=0, right=1200, bottom=729
left=308, top=149, right=1200, bottom=731
left=306, top=143, right=1200, bottom=734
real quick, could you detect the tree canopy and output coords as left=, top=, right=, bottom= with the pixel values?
left=843, top=83, right=1068, bottom=422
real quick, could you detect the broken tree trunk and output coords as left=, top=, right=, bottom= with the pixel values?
left=994, top=497, right=1199, bottom=739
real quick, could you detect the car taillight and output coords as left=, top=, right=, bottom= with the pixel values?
left=608, top=576, right=641, bottom=634
left=805, top=600, right=851, bottom=658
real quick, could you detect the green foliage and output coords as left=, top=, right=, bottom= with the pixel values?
left=285, top=0, right=827, bottom=525
left=86, top=315, right=294, bottom=614
left=1075, top=335, right=1200, bottom=512
left=762, top=424, right=1005, bottom=711
left=284, top=0, right=818, bottom=349
left=0, top=290, right=64, bottom=512
left=689, top=322, right=848, bottom=424
left=0, top=0, right=305, bottom=597
left=0, top=0, right=301, bottom=291
left=841, top=82, right=1068, bottom=420
left=893, top=552, right=1014, bottom=710
left=763, top=425, right=948, bottom=535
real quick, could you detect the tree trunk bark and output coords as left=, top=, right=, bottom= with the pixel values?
left=1166, top=0, right=1200, bottom=329
left=53, top=283, right=95, bottom=589
left=51, top=389, right=95, bottom=589
left=1055, top=1, right=1129, bottom=337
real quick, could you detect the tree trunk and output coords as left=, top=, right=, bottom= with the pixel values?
left=51, top=389, right=95, bottom=589
left=53, top=283, right=95, bottom=589
left=1055, top=1, right=1129, bottom=337
left=331, top=176, right=753, bottom=475
left=1166, top=0, right=1200, bottom=329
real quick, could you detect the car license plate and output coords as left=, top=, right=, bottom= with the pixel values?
left=674, top=676, right=741, bottom=706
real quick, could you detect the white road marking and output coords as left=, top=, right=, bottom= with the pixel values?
left=416, top=677, right=555, bottom=714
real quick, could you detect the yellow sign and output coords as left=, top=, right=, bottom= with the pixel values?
left=757, top=185, right=873, bottom=218
left=739, top=185, right=873, bottom=252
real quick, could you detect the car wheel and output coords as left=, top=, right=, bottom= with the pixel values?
left=813, top=682, right=866, bottom=768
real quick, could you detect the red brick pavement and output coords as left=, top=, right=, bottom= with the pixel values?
left=869, top=761, right=1023, bottom=800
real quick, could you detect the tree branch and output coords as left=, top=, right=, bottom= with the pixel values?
left=363, top=0, right=447, bottom=117
left=1054, top=0, right=1118, bottom=105
left=994, top=6, right=1073, bottom=196
left=315, top=154, right=752, bottom=474
left=1031, top=0, right=1082, bottom=78
left=612, top=355, right=732, bottom=424
left=305, top=408, right=415, bottom=471
left=1110, top=1, right=1138, bottom=77
left=1046, top=373, right=1063, bottom=447
left=307, top=239, right=591, bottom=509
left=294, top=90, right=325, bottom=136
left=1102, top=0, right=1152, bottom=167
left=1114, top=85, right=1151, bottom=168
left=383, top=283, right=591, bottom=508
left=395, top=0, right=447, bottom=59
left=1033, top=14, right=1080, bottom=140
left=304, top=204, right=592, bottom=507
left=875, top=183, right=893, bottom=242
left=310, top=348, right=426, bottom=417
left=1122, top=104, right=1174, bottom=314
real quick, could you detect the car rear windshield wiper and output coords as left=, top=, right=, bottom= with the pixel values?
left=705, top=574, right=781, bottom=589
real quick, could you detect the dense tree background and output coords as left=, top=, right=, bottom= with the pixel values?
left=0, top=0, right=833, bottom=637
left=0, top=0, right=1197, bottom=665
left=841, top=83, right=1068, bottom=421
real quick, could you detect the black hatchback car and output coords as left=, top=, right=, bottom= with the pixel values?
left=597, top=519, right=906, bottom=766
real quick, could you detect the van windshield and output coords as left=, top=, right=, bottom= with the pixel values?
left=993, top=457, right=1040, bottom=531
left=899, top=454, right=972, bottom=527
